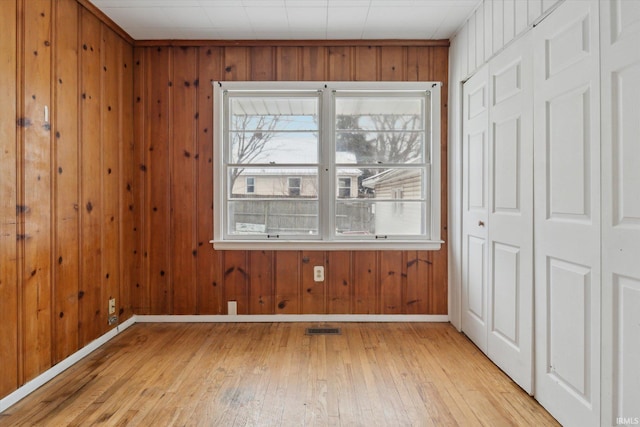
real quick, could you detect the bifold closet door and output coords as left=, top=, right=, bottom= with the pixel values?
left=533, top=1, right=601, bottom=426
left=486, top=32, right=534, bottom=395
left=462, top=65, right=489, bottom=353
left=600, top=0, right=640, bottom=425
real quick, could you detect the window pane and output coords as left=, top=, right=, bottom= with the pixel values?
left=335, top=97, right=424, bottom=131
left=228, top=200, right=318, bottom=236
left=229, top=167, right=318, bottom=199
left=230, top=97, right=319, bottom=131
left=335, top=95, right=426, bottom=165
left=336, top=200, right=425, bottom=236
left=229, top=95, right=319, bottom=164
left=337, top=167, right=424, bottom=200
left=230, top=131, right=318, bottom=164
left=335, top=131, right=425, bottom=164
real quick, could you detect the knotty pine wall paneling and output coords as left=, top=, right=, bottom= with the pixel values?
left=0, top=0, right=20, bottom=397
left=133, top=43, right=449, bottom=316
left=0, top=0, right=136, bottom=400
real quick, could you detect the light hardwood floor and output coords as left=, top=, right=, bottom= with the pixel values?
left=0, top=323, right=559, bottom=426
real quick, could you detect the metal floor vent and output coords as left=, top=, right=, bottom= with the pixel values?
left=305, top=327, right=341, bottom=335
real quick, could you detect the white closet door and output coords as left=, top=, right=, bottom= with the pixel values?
left=462, top=65, right=489, bottom=352
left=487, top=32, right=534, bottom=394
left=600, top=0, right=640, bottom=425
left=533, top=1, right=601, bottom=426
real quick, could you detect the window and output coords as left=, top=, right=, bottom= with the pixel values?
left=246, top=177, right=255, bottom=194
left=288, top=177, right=301, bottom=197
left=213, top=81, right=441, bottom=250
left=338, top=177, right=351, bottom=198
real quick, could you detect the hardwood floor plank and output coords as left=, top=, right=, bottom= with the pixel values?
left=0, top=323, right=560, bottom=426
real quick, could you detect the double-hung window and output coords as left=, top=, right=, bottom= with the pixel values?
left=212, top=81, right=441, bottom=250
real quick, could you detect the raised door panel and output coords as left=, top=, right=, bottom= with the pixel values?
left=533, top=1, right=601, bottom=425
left=601, top=0, right=640, bottom=424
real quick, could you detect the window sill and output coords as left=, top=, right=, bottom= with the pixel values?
left=209, top=239, right=443, bottom=251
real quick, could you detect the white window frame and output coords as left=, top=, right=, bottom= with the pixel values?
left=211, top=81, right=442, bottom=251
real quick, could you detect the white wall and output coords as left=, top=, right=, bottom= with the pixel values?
left=448, top=0, right=562, bottom=331
left=449, top=1, right=640, bottom=426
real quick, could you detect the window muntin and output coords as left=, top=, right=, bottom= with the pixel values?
left=213, top=81, right=441, bottom=250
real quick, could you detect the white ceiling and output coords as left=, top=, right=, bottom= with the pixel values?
left=90, top=0, right=480, bottom=41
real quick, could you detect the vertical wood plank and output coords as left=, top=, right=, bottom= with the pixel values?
left=274, top=251, right=300, bottom=314
left=223, top=47, right=249, bottom=81
left=132, top=47, right=149, bottom=313
left=327, top=251, right=352, bottom=314
left=22, top=0, right=53, bottom=381
left=405, top=251, right=431, bottom=314
left=380, top=47, right=406, bottom=81
left=53, top=0, right=79, bottom=363
left=301, top=47, right=326, bottom=80
left=0, top=0, right=19, bottom=397
left=301, top=251, right=325, bottom=314
left=484, top=0, right=494, bottom=61
left=514, top=0, right=528, bottom=36
left=355, top=46, right=378, bottom=81
left=379, top=251, right=403, bottom=314
left=493, top=0, right=504, bottom=53
left=328, top=46, right=352, bottom=80
left=119, top=37, right=136, bottom=321
left=475, top=7, right=485, bottom=67
left=79, top=8, right=103, bottom=346
left=146, top=47, right=172, bottom=314
left=249, top=250, right=274, bottom=314
left=250, top=47, right=275, bottom=81
left=171, top=47, right=198, bottom=314
left=353, top=252, right=377, bottom=314
left=503, top=0, right=515, bottom=45
left=196, top=46, right=223, bottom=314
left=101, top=25, right=121, bottom=332
left=276, top=47, right=300, bottom=80
left=222, top=251, right=249, bottom=314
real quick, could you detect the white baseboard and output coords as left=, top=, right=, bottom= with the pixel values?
left=0, top=316, right=136, bottom=413
left=0, top=313, right=447, bottom=413
left=136, top=314, right=449, bottom=323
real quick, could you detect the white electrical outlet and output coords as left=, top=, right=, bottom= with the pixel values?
left=108, top=298, right=116, bottom=315
left=313, top=266, right=324, bottom=282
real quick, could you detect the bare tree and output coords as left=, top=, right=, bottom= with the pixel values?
left=370, top=114, right=422, bottom=163
left=229, top=114, right=281, bottom=194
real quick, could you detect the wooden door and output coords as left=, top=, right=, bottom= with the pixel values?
left=533, top=1, right=601, bottom=425
left=462, top=65, right=489, bottom=352
left=600, top=0, right=640, bottom=424
left=487, top=32, right=534, bottom=394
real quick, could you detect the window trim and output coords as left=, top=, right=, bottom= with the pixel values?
left=211, top=81, right=442, bottom=251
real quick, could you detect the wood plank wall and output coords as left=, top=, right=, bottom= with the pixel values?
left=133, top=43, right=449, bottom=316
left=0, top=0, right=137, bottom=398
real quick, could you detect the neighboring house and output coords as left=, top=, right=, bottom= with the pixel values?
left=362, top=168, right=422, bottom=235
left=231, top=152, right=361, bottom=199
